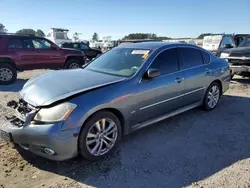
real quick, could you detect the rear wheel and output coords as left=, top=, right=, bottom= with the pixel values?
left=64, top=59, right=81, bottom=69
left=203, top=82, right=221, bottom=111
left=0, top=63, right=17, bottom=85
left=78, top=111, right=122, bottom=161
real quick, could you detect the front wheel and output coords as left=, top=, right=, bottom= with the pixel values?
left=78, top=111, right=122, bottom=161
left=203, top=82, right=221, bottom=111
left=0, top=63, right=17, bottom=85
left=64, top=59, right=81, bottom=69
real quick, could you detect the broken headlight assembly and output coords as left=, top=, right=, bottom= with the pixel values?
left=33, top=102, right=77, bottom=123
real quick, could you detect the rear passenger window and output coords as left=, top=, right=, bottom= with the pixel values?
left=179, top=48, right=203, bottom=69
left=201, top=51, right=210, bottom=64
left=8, top=39, right=22, bottom=48
left=150, top=48, right=179, bottom=75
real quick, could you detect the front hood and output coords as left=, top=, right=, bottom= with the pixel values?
left=224, top=47, right=250, bottom=57
left=20, top=69, right=126, bottom=107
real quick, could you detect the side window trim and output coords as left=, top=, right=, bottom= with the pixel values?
left=32, top=38, right=52, bottom=49
left=143, top=48, right=181, bottom=80
left=177, top=46, right=209, bottom=71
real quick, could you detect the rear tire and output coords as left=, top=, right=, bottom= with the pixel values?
left=64, top=59, right=81, bottom=69
left=0, top=63, right=17, bottom=85
left=203, top=82, right=221, bottom=111
left=78, top=111, right=122, bottom=161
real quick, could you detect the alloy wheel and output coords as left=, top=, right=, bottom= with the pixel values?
left=86, top=118, right=118, bottom=156
left=207, top=85, right=220, bottom=108
left=0, top=68, right=13, bottom=81
left=69, top=63, right=80, bottom=69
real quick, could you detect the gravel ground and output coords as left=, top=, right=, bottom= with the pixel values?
left=0, top=70, right=250, bottom=188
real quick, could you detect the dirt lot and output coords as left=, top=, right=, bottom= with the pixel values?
left=1, top=70, right=250, bottom=188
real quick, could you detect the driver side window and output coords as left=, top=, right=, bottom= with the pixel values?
left=150, top=48, right=179, bottom=75
left=32, top=39, right=52, bottom=49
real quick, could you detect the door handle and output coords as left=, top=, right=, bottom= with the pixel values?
left=205, top=68, right=212, bottom=74
left=175, top=77, right=184, bottom=83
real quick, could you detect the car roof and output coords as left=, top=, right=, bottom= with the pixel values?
left=0, top=34, right=46, bottom=40
left=117, top=41, right=195, bottom=50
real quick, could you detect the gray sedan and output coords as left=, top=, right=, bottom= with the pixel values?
left=0, top=42, right=230, bottom=161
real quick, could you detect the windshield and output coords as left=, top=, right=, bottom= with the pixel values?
left=85, top=48, right=151, bottom=77
left=238, top=36, right=250, bottom=47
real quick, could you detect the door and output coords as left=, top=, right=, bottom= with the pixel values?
left=132, top=48, right=187, bottom=124
left=32, top=38, right=62, bottom=69
left=178, top=47, right=210, bottom=106
left=7, top=37, right=37, bottom=70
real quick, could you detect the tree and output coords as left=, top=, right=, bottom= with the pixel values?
left=16, top=29, right=36, bottom=36
left=0, top=23, right=7, bottom=33
left=92, top=32, right=99, bottom=41
left=36, top=29, right=45, bottom=37
left=122, top=33, right=171, bottom=40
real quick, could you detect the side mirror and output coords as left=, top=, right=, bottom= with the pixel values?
left=146, top=68, right=160, bottom=79
left=224, top=44, right=233, bottom=49
left=51, top=43, right=58, bottom=49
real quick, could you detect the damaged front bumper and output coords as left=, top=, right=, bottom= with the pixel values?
left=223, top=56, right=250, bottom=76
left=230, top=65, right=250, bottom=75
left=0, top=99, right=78, bottom=161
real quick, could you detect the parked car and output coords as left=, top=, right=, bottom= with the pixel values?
left=0, top=34, right=86, bottom=84
left=220, top=35, right=250, bottom=78
left=0, top=42, right=230, bottom=161
left=202, top=34, right=248, bottom=56
left=60, top=42, right=102, bottom=60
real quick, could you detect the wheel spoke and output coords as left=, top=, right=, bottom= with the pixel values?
left=103, top=135, right=115, bottom=143
left=104, top=127, right=117, bottom=136
left=91, top=141, right=100, bottom=154
left=87, top=132, right=97, bottom=138
left=101, top=119, right=106, bottom=131
left=87, top=139, right=97, bottom=145
left=104, top=122, right=115, bottom=134
left=95, top=121, right=102, bottom=133
left=96, top=140, right=103, bottom=155
left=208, top=99, right=213, bottom=107
left=102, top=139, right=112, bottom=149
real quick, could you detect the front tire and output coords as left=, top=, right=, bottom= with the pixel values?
left=78, top=111, right=122, bottom=161
left=0, top=63, right=17, bottom=85
left=64, top=59, right=81, bottom=69
left=203, top=82, right=221, bottom=111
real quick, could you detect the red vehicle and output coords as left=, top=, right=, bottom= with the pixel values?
left=0, top=34, right=86, bottom=84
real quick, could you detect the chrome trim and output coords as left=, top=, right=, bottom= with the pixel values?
left=223, top=56, right=250, bottom=60
left=132, top=101, right=201, bottom=131
left=140, top=87, right=205, bottom=110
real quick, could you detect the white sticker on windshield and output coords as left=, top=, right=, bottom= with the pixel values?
left=131, top=50, right=150, bottom=55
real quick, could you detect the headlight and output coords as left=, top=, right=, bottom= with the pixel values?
left=220, top=53, right=230, bottom=58
left=33, top=102, right=77, bottom=123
